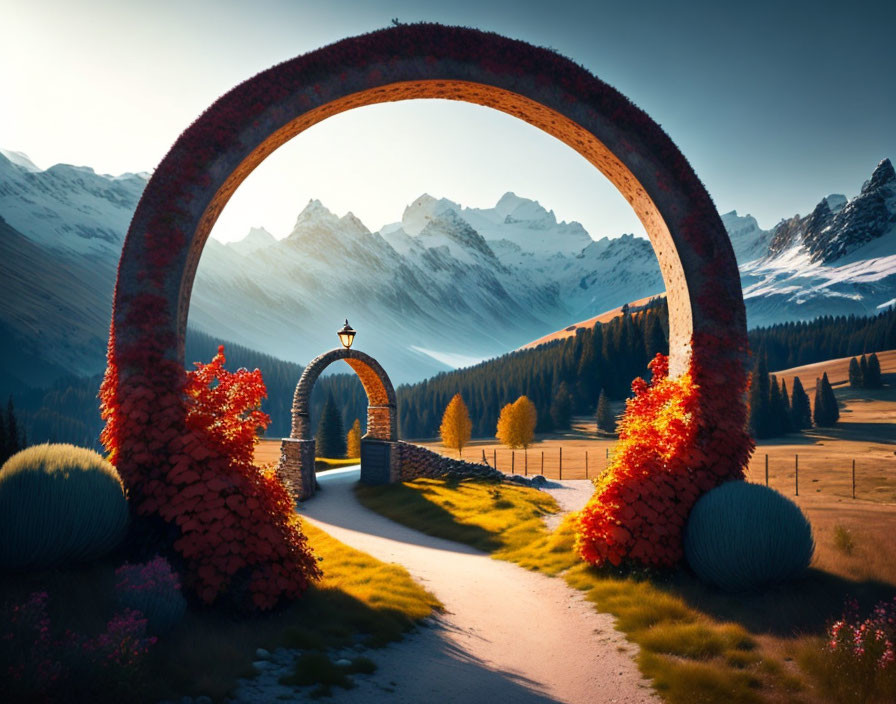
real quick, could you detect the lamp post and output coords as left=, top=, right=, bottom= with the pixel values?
left=337, top=319, right=356, bottom=349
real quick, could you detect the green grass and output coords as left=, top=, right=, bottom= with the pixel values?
left=315, top=457, right=361, bottom=472
left=1, top=519, right=440, bottom=703
left=355, top=477, right=811, bottom=704
left=355, top=477, right=558, bottom=558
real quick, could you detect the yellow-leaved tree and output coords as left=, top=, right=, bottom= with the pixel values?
left=440, top=393, right=472, bottom=458
left=346, top=418, right=361, bottom=458
left=496, top=395, right=537, bottom=452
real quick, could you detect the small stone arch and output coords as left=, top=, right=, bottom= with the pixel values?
left=278, top=347, right=398, bottom=499
left=291, top=347, right=397, bottom=442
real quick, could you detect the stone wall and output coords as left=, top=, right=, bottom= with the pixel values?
left=277, top=438, right=316, bottom=501
left=398, top=441, right=512, bottom=482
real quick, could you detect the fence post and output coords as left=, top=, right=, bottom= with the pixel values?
left=494, top=448, right=497, bottom=469
left=765, top=454, right=768, bottom=487
left=795, top=454, right=799, bottom=496
left=586, top=451, right=589, bottom=479
left=541, top=451, right=544, bottom=475
left=559, top=447, right=563, bottom=480
left=511, top=451, right=515, bottom=474
left=525, top=451, right=528, bottom=476
left=852, top=459, right=856, bottom=499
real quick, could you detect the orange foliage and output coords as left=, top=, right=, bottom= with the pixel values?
left=576, top=352, right=752, bottom=568
left=495, top=395, right=537, bottom=450
left=101, top=342, right=321, bottom=610
left=440, top=393, right=473, bottom=458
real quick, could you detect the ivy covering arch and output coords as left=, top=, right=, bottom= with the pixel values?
left=101, top=23, right=752, bottom=608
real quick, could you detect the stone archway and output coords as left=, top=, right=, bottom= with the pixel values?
left=279, top=347, right=398, bottom=499
left=103, top=23, right=751, bottom=527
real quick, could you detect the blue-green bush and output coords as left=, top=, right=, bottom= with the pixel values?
left=684, top=481, right=814, bottom=591
left=0, top=444, right=129, bottom=570
left=115, top=556, right=187, bottom=634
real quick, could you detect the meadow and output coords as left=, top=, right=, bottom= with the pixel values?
left=272, top=349, right=896, bottom=702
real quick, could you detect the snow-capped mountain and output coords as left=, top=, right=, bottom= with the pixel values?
left=2, top=147, right=895, bottom=392
left=0, top=149, right=147, bottom=257
left=735, top=159, right=896, bottom=326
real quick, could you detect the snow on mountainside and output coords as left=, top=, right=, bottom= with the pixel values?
left=2, top=147, right=895, bottom=390
left=0, top=151, right=147, bottom=256
left=721, top=210, right=773, bottom=264
left=226, top=226, right=276, bottom=256
left=738, top=159, right=896, bottom=326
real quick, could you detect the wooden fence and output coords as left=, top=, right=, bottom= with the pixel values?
left=479, top=447, right=896, bottom=503
left=480, top=447, right=613, bottom=481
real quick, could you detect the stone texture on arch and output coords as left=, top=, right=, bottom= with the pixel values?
left=290, top=347, right=397, bottom=442
left=104, top=24, right=751, bottom=528
left=277, top=347, right=397, bottom=500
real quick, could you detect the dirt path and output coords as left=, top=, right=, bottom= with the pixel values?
left=298, top=468, right=657, bottom=704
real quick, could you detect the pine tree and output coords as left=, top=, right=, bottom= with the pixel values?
left=550, top=382, right=573, bottom=430
left=779, top=379, right=794, bottom=434
left=866, top=353, right=883, bottom=388
left=769, top=376, right=784, bottom=437
left=860, top=354, right=869, bottom=387
left=749, top=355, right=772, bottom=438
left=440, top=393, right=472, bottom=458
left=848, top=357, right=862, bottom=388
left=821, top=372, right=839, bottom=424
left=346, top=418, right=361, bottom=458
left=790, top=376, right=812, bottom=430
left=813, top=378, right=824, bottom=426
left=643, top=316, right=667, bottom=363
left=813, top=373, right=839, bottom=427
left=596, top=389, right=615, bottom=434
left=316, top=392, right=346, bottom=458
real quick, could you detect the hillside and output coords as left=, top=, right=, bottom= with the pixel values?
left=397, top=304, right=896, bottom=441
left=3, top=148, right=895, bottom=392
left=519, top=294, right=666, bottom=350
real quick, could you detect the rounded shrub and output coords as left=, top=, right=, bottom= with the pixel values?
left=684, top=480, right=814, bottom=592
left=0, top=444, right=129, bottom=570
left=116, top=556, right=187, bottom=634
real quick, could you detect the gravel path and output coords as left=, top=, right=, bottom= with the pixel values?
left=256, top=467, right=657, bottom=704
left=540, top=478, right=596, bottom=530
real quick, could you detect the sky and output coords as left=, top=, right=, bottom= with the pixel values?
left=3, top=0, right=894, bottom=243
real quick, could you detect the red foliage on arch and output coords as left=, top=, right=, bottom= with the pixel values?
left=576, top=350, right=754, bottom=568
left=101, top=344, right=320, bottom=610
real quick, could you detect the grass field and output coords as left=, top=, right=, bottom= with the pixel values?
left=347, top=350, right=896, bottom=702
left=1, top=520, right=440, bottom=702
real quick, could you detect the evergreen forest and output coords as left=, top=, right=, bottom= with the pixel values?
left=5, top=304, right=895, bottom=449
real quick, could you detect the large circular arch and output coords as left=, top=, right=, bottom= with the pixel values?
left=103, top=23, right=751, bottom=526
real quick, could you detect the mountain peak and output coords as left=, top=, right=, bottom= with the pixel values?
left=402, top=194, right=459, bottom=236
left=494, top=191, right=528, bottom=216
left=294, top=198, right=337, bottom=226
left=0, top=148, right=41, bottom=172
left=863, top=158, right=895, bottom=194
